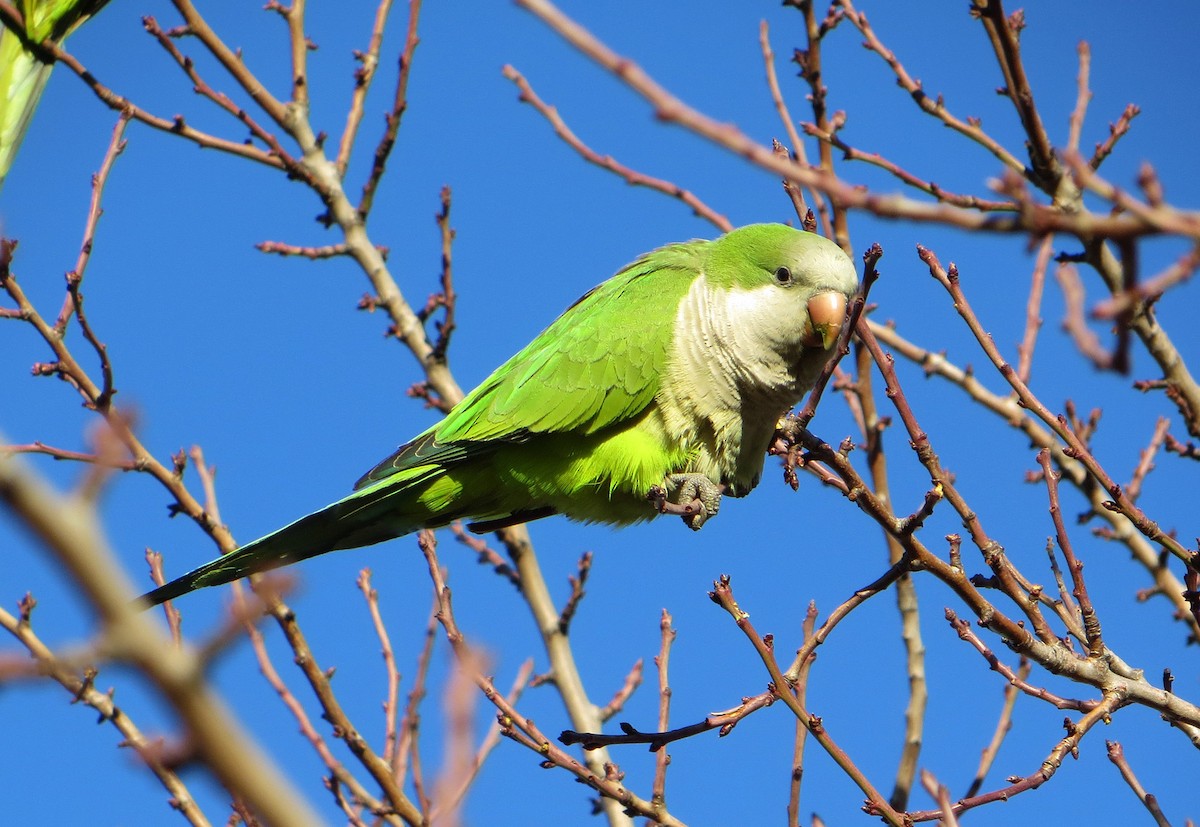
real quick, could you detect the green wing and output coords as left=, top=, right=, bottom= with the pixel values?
left=356, top=239, right=707, bottom=488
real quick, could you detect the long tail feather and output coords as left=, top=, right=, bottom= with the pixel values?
left=138, top=473, right=436, bottom=607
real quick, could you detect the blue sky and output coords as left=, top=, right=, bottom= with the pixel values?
left=3, top=2, right=1199, bottom=825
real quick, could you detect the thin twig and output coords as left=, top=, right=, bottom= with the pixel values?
left=1165, top=432, right=1200, bottom=462
left=357, top=570, right=402, bottom=768
left=921, top=246, right=1195, bottom=570
left=502, top=65, right=731, bottom=232
left=1056, top=260, right=1115, bottom=370
left=598, top=659, right=643, bottom=723
left=428, top=659, right=534, bottom=822
left=145, top=550, right=183, bottom=646
left=0, top=441, right=137, bottom=468
left=0, top=603, right=212, bottom=826
left=557, top=551, right=592, bottom=635
left=450, top=523, right=521, bottom=587
left=651, top=609, right=675, bottom=807
left=394, top=596, right=439, bottom=810
left=971, top=0, right=1059, bottom=188
left=142, top=14, right=307, bottom=181
left=907, top=691, right=1126, bottom=822
left=760, top=20, right=821, bottom=226
left=256, top=241, right=350, bottom=259
left=278, top=0, right=311, bottom=109
left=358, top=0, right=422, bottom=217
left=1106, top=741, right=1173, bottom=827
left=429, top=642, right=486, bottom=827
left=963, top=657, right=1030, bottom=799
left=839, top=0, right=1026, bottom=176
left=1016, top=234, right=1054, bottom=384
left=0, top=446, right=322, bottom=825
left=1066, top=42, right=1091, bottom=155
left=788, top=602, right=819, bottom=827
left=920, top=769, right=960, bottom=827
left=431, top=185, right=458, bottom=362
left=790, top=0, right=846, bottom=247
left=1092, top=244, right=1200, bottom=320
left=1037, top=449, right=1104, bottom=657
left=563, top=689, right=779, bottom=753
left=516, top=0, right=1200, bottom=240
left=55, top=112, right=130, bottom=332
left=783, top=557, right=912, bottom=682
left=1090, top=103, right=1140, bottom=170
left=802, top=121, right=1017, bottom=212
left=848, top=335, right=925, bottom=812
left=418, top=531, right=679, bottom=826
left=946, top=610, right=1094, bottom=712
left=336, top=0, right=394, bottom=176
left=709, top=576, right=905, bottom=826
left=1126, top=417, right=1170, bottom=502
left=868, top=318, right=1197, bottom=639
left=237, top=586, right=402, bottom=823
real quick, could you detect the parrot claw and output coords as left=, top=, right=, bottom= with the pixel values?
left=648, top=474, right=725, bottom=530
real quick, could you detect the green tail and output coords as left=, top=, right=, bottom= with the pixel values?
left=138, top=472, right=437, bottom=607
left=138, top=431, right=565, bottom=607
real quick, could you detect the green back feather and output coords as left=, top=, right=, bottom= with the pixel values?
left=356, top=238, right=707, bottom=488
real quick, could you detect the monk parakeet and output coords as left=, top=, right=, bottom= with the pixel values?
left=0, top=0, right=111, bottom=190
left=141, top=224, right=857, bottom=606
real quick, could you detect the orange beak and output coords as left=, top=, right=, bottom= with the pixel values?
left=801, top=292, right=849, bottom=350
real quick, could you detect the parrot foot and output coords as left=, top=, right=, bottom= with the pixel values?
left=648, top=474, right=725, bottom=530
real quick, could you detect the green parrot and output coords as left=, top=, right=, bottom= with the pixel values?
left=141, top=224, right=858, bottom=606
left=0, top=0, right=111, bottom=190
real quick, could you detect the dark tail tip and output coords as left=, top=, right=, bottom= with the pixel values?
left=136, top=575, right=195, bottom=609
left=135, top=553, right=239, bottom=609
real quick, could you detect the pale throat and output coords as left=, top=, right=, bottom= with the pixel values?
left=656, top=274, right=813, bottom=489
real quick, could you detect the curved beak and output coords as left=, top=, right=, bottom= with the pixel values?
left=801, top=292, right=849, bottom=350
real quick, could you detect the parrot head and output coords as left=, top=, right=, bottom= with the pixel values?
left=702, top=223, right=859, bottom=367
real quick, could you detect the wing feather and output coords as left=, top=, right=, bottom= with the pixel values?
left=355, top=240, right=705, bottom=489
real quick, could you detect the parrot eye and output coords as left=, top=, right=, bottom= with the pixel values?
left=773, top=266, right=793, bottom=285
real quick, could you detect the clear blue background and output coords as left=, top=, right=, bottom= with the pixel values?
left=2, top=2, right=1198, bottom=825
